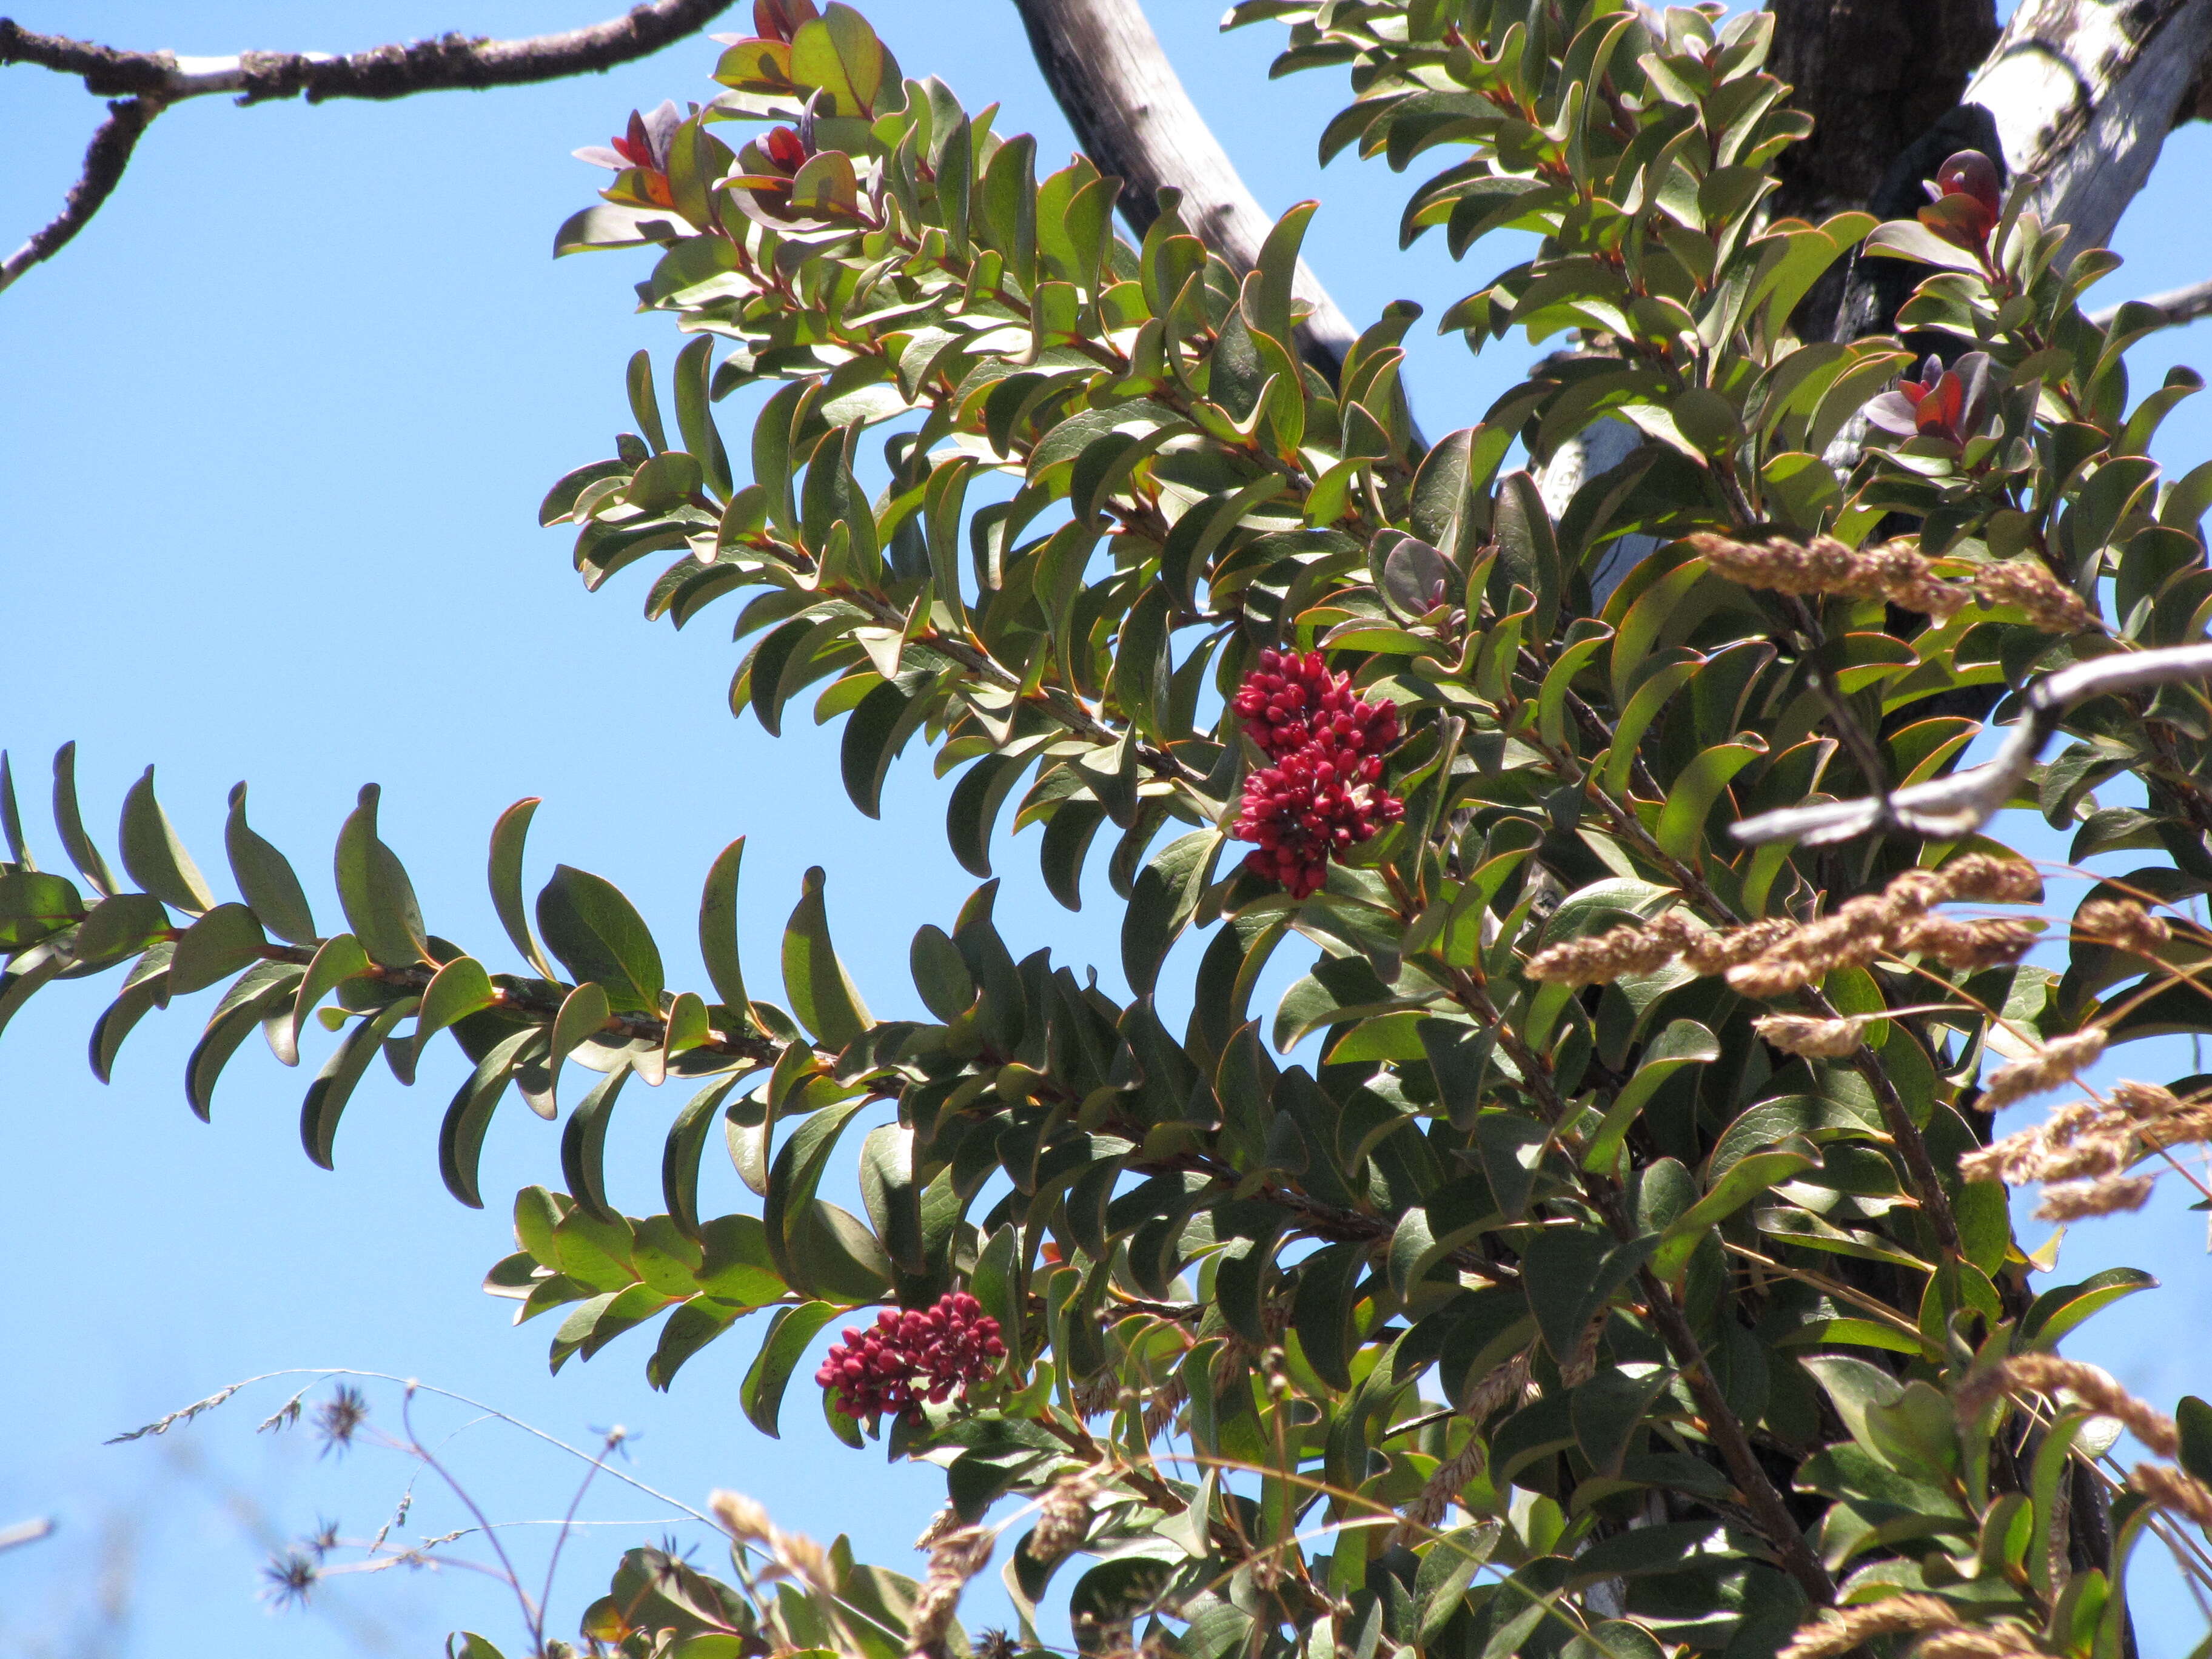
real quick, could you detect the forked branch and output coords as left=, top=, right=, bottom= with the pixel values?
left=0, top=0, right=736, bottom=292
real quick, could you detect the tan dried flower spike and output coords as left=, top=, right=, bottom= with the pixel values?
left=1691, top=532, right=1968, bottom=618
left=1956, top=1354, right=2178, bottom=1458
left=908, top=1526, right=996, bottom=1656
left=1752, top=1013, right=1864, bottom=1056
left=2132, top=1461, right=2212, bottom=1529
left=2076, top=898, right=2173, bottom=957
left=1980, top=1030, right=2108, bottom=1112
left=2035, top=1174, right=2157, bottom=1221
left=1778, top=1594, right=1960, bottom=1659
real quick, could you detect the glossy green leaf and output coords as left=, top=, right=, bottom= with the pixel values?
left=301, top=997, right=418, bottom=1168
left=488, top=798, right=559, bottom=981
left=537, top=865, right=665, bottom=1014
left=224, top=783, right=315, bottom=945
left=333, top=785, right=427, bottom=970
left=561, top=1062, right=635, bottom=1224
left=697, top=837, right=751, bottom=1013
left=740, top=1300, right=840, bottom=1438
left=781, top=866, right=871, bottom=1048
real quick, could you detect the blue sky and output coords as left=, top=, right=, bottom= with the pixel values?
left=5, top=4, right=2212, bottom=1653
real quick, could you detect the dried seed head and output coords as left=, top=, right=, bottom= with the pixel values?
left=1957, top=1354, right=2177, bottom=1457
left=1914, top=1624, right=2055, bottom=1659
left=2131, top=1461, right=2212, bottom=1529
left=2076, top=899, right=2171, bottom=956
left=2034, top=1173, right=2157, bottom=1220
left=1028, top=1470, right=1101, bottom=1561
left=1897, top=914, right=2039, bottom=970
left=1524, top=911, right=1699, bottom=986
left=1752, top=1014, right=1865, bottom=1057
left=1937, top=853, right=2043, bottom=905
left=1692, top=532, right=1970, bottom=618
left=908, top=1526, right=996, bottom=1655
left=1974, top=560, right=2096, bottom=634
left=1779, top=1594, right=1959, bottom=1659
left=710, top=1490, right=774, bottom=1546
left=1981, top=1030, right=2108, bottom=1111
left=710, top=1489, right=830, bottom=1589
left=914, top=1506, right=964, bottom=1552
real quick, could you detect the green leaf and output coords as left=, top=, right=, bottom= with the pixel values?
left=89, top=970, right=168, bottom=1083
left=166, top=903, right=267, bottom=997
left=333, top=785, right=427, bottom=970
left=1652, top=1142, right=1817, bottom=1278
left=908, top=923, right=976, bottom=1022
left=52, top=743, right=116, bottom=896
left=2020, top=1266, right=2158, bottom=1347
left=0, top=751, right=26, bottom=868
left=301, top=997, right=418, bottom=1168
left=626, top=349, right=667, bottom=452
left=0, top=870, right=84, bottom=950
left=1291, top=1239, right=1366, bottom=1392
left=698, top=837, right=751, bottom=1014
left=673, top=335, right=733, bottom=500
left=537, top=865, right=665, bottom=1014
left=782, top=865, right=871, bottom=1048
left=1122, top=830, right=1223, bottom=996
left=488, top=798, right=559, bottom=980
left=286, top=933, right=370, bottom=1065
left=561, top=1062, right=634, bottom=1224
left=224, top=783, right=315, bottom=945
left=742, top=1301, right=840, bottom=1437
left=0, top=953, right=69, bottom=1045
left=2179, top=1396, right=2212, bottom=1487
left=546, top=981, right=613, bottom=1119
left=439, top=1026, right=541, bottom=1208
left=412, top=956, right=497, bottom=1065
left=663, top=1074, right=748, bottom=1238
left=68, top=892, right=171, bottom=971
left=118, top=768, right=214, bottom=913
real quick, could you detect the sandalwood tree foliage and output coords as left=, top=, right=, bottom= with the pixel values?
left=14, top=1, right=2212, bottom=1656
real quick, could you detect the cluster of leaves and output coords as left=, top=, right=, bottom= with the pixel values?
left=18, top=1, right=2212, bottom=1657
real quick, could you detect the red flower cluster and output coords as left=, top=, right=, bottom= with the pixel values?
left=816, top=1292, right=1005, bottom=1420
left=1230, top=650, right=1404, bottom=900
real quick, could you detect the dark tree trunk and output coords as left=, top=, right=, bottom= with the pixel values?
left=1766, top=0, right=2000, bottom=340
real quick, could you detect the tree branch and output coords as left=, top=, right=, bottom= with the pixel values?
left=1963, top=0, right=2212, bottom=259
left=0, top=95, right=158, bottom=295
left=1007, top=0, right=1361, bottom=382
left=2090, top=276, right=2212, bottom=332
left=0, top=1, right=736, bottom=103
left=0, top=1, right=735, bottom=292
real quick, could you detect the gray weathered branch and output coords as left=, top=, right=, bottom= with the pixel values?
left=0, top=1517, right=53, bottom=1552
left=2090, top=276, right=2212, bottom=332
left=1008, top=0, right=1361, bottom=381
left=0, top=96, right=157, bottom=294
left=0, top=2, right=734, bottom=103
left=0, top=1, right=735, bottom=293
left=1963, top=0, right=2212, bottom=260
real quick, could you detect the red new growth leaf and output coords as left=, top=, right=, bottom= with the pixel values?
left=1919, top=148, right=2001, bottom=253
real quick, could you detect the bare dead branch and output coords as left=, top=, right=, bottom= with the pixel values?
left=0, top=1, right=735, bottom=104
left=0, top=1517, right=53, bottom=1552
left=0, top=96, right=159, bottom=294
left=1731, top=643, right=2212, bottom=846
left=2091, top=277, right=2212, bottom=332
left=1965, top=0, right=2212, bottom=259
left=0, top=1, right=734, bottom=293
left=1008, top=0, right=1361, bottom=383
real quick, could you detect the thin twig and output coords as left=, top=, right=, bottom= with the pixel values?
left=0, top=1, right=734, bottom=292
left=2090, top=277, right=2212, bottom=332
left=0, top=96, right=159, bottom=292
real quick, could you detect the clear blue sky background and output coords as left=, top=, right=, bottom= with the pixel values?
left=5, top=4, right=2212, bottom=1653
